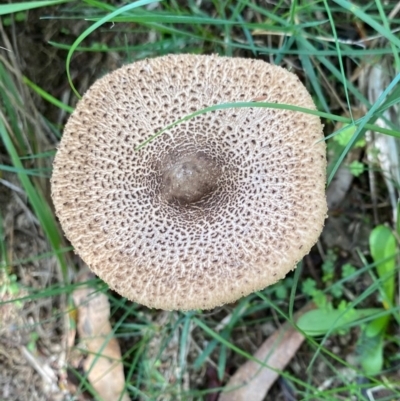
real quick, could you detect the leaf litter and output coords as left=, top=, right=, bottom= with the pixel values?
left=71, top=271, right=130, bottom=401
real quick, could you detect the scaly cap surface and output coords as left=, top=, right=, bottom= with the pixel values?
left=51, top=54, right=327, bottom=310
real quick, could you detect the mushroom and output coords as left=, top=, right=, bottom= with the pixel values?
left=51, top=54, right=327, bottom=310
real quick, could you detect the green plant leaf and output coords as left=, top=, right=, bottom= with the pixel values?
left=359, top=331, right=385, bottom=376
left=369, top=225, right=396, bottom=307
left=364, top=315, right=390, bottom=338
left=297, top=308, right=382, bottom=336
left=333, top=124, right=366, bottom=148
left=349, top=160, right=365, bottom=177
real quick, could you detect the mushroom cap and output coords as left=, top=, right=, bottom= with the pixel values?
left=51, top=54, right=327, bottom=310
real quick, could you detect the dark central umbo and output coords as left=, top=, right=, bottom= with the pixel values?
left=160, top=151, right=221, bottom=205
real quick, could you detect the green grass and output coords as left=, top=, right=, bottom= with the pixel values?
left=1, top=0, right=400, bottom=400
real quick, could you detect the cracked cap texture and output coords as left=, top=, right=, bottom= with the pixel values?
left=51, top=54, right=327, bottom=310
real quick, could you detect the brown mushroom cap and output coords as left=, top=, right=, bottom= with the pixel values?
left=51, top=54, right=327, bottom=310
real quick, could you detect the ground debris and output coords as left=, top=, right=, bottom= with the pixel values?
left=219, top=304, right=314, bottom=401
left=71, top=272, right=130, bottom=401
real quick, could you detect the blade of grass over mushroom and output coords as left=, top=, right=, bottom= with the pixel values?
left=66, top=0, right=162, bottom=98
left=135, top=101, right=398, bottom=152
left=0, top=116, right=68, bottom=280
left=0, top=0, right=72, bottom=16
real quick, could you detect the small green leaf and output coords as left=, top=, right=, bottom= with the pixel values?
left=313, top=290, right=329, bottom=310
left=341, top=263, right=356, bottom=279
left=329, top=283, right=343, bottom=299
left=302, top=278, right=317, bottom=296
left=349, top=160, right=365, bottom=177
left=275, top=284, right=288, bottom=300
left=333, top=125, right=365, bottom=148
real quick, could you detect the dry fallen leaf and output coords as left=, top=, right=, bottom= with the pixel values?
left=72, top=274, right=130, bottom=401
left=219, top=304, right=314, bottom=401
